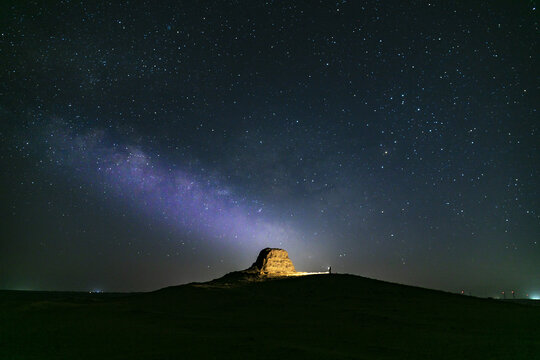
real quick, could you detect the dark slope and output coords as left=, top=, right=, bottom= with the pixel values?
left=1, top=274, right=539, bottom=359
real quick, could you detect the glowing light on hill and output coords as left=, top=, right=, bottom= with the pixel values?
left=287, top=271, right=329, bottom=276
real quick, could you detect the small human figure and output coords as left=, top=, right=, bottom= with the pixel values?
left=328, top=266, right=332, bottom=274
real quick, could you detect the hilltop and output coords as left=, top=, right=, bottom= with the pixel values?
left=1, top=273, right=539, bottom=359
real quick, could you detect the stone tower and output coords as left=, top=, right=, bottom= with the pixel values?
left=246, top=248, right=296, bottom=276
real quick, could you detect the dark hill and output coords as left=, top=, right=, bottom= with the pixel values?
left=1, top=274, right=539, bottom=359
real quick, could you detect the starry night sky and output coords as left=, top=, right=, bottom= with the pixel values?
left=1, top=1, right=538, bottom=296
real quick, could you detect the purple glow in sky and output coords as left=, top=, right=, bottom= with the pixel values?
left=45, top=122, right=306, bottom=255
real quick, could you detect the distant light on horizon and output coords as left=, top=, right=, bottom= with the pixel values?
left=12, top=287, right=35, bottom=292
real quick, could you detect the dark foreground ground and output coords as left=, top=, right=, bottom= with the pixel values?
left=1, top=274, right=539, bottom=359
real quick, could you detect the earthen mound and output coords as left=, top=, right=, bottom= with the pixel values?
left=246, top=248, right=296, bottom=276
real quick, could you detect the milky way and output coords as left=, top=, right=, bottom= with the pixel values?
left=45, top=122, right=305, bottom=254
